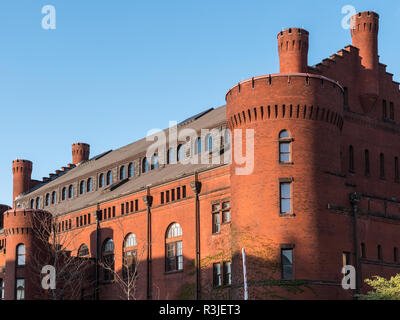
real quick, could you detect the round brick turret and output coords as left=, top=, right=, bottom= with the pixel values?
left=3, top=209, right=52, bottom=300
left=350, top=11, right=380, bottom=112
left=277, top=28, right=309, bottom=73
left=226, top=73, right=345, bottom=299
left=72, top=143, right=90, bottom=165
left=12, top=160, right=32, bottom=206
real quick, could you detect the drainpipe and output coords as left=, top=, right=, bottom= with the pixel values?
left=190, top=174, right=202, bottom=300
left=143, top=187, right=153, bottom=300
left=94, top=204, right=101, bottom=300
left=349, top=192, right=361, bottom=297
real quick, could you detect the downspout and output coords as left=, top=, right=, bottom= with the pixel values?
left=190, top=174, right=202, bottom=300
left=143, top=187, right=153, bottom=300
left=349, top=192, right=361, bottom=297
left=95, top=204, right=101, bottom=300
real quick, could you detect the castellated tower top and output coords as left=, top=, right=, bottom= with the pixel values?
left=12, top=159, right=33, bottom=205
left=277, top=28, right=309, bottom=73
left=351, top=11, right=379, bottom=71
left=72, top=143, right=90, bottom=165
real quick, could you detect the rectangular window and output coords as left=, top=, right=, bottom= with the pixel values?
left=112, top=206, right=116, bottom=217
left=88, top=214, right=91, bottom=225
left=126, top=202, right=129, bottom=214
left=222, top=201, right=231, bottom=223
left=343, top=252, right=351, bottom=266
left=121, top=203, right=125, bottom=215
left=280, top=182, right=291, bottom=214
left=166, top=241, right=183, bottom=272
left=212, top=206, right=221, bottom=234
left=390, top=102, right=394, bottom=120
left=378, top=245, right=382, bottom=261
left=130, top=201, right=134, bottom=212
left=361, top=243, right=366, bottom=258
left=166, top=191, right=170, bottom=203
left=171, top=189, right=175, bottom=202
left=135, top=199, right=138, bottom=211
left=182, top=186, right=186, bottom=198
left=365, top=150, right=370, bottom=176
left=177, top=187, right=181, bottom=200
left=383, top=100, right=387, bottom=119
left=279, top=142, right=291, bottom=163
left=213, top=263, right=222, bottom=287
left=161, top=192, right=164, bottom=204
left=281, top=249, right=294, bottom=280
left=223, top=261, right=232, bottom=285
left=83, top=215, right=87, bottom=225
left=394, top=247, right=398, bottom=263
left=16, top=278, right=25, bottom=300
left=76, top=217, right=79, bottom=227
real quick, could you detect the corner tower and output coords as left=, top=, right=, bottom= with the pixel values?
left=72, top=143, right=90, bottom=165
left=278, top=28, right=309, bottom=73
left=350, top=11, right=380, bottom=112
left=12, top=160, right=32, bottom=206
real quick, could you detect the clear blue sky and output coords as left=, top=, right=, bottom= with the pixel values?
left=1, top=0, right=399, bottom=206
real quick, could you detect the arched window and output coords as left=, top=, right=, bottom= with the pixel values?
left=102, top=239, right=114, bottom=281
left=87, top=178, right=93, bottom=192
left=123, top=234, right=137, bottom=280
left=62, top=187, right=67, bottom=201
left=0, top=278, right=4, bottom=300
left=279, top=130, right=292, bottom=163
left=16, top=244, right=25, bottom=266
left=195, top=137, right=202, bottom=155
left=142, top=158, right=149, bottom=173
left=106, top=171, right=113, bottom=185
left=45, top=194, right=50, bottom=207
left=120, top=166, right=126, bottom=180
left=349, top=146, right=355, bottom=172
left=78, top=244, right=89, bottom=257
left=36, top=197, right=40, bottom=209
left=99, top=174, right=105, bottom=188
left=128, top=163, right=134, bottom=178
left=151, top=154, right=159, bottom=170
left=51, top=191, right=57, bottom=204
left=223, top=129, right=231, bottom=149
left=165, top=223, right=183, bottom=272
left=177, top=145, right=184, bottom=162
left=68, top=185, right=74, bottom=199
left=167, top=148, right=175, bottom=164
left=30, top=199, right=35, bottom=209
left=206, top=134, right=213, bottom=152
left=380, top=153, right=385, bottom=179
left=79, top=181, right=86, bottom=195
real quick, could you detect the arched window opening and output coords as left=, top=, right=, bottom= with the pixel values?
left=167, top=148, right=175, bottom=164
left=17, top=244, right=25, bottom=266
left=68, top=185, right=74, bottom=199
left=45, top=194, right=50, bottom=207
left=36, top=197, right=40, bottom=209
left=128, top=163, right=134, bottom=178
left=151, top=154, right=159, bottom=170
left=102, top=239, right=115, bottom=281
left=177, top=145, right=184, bottom=162
left=79, top=181, right=86, bottom=195
left=106, top=171, right=113, bottom=185
left=78, top=244, right=89, bottom=257
left=142, top=158, right=149, bottom=173
left=99, top=174, right=105, bottom=188
left=62, top=187, right=67, bottom=201
left=195, top=137, right=202, bottom=155
left=165, top=223, right=183, bottom=272
left=279, top=130, right=292, bottom=163
left=206, top=134, right=213, bottom=152
left=30, top=199, right=35, bottom=209
left=123, top=234, right=137, bottom=280
left=87, top=178, right=93, bottom=192
left=51, top=191, right=57, bottom=204
left=120, top=166, right=126, bottom=180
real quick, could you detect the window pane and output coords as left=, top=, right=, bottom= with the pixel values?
left=282, top=249, right=293, bottom=265
left=280, top=153, right=290, bottom=163
left=279, top=130, right=290, bottom=139
left=280, top=143, right=290, bottom=153
left=280, top=183, right=290, bottom=198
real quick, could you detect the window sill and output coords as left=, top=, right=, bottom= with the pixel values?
left=164, top=269, right=184, bottom=276
left=279, top=213, right=296, bottom=218
left=279, top=162, right=294, bottom=165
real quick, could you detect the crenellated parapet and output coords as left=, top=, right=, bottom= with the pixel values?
left=226, top=73, right=344, bottom=130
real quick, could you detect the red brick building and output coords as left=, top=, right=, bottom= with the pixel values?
left=1, top=10, right=400, bottom=300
